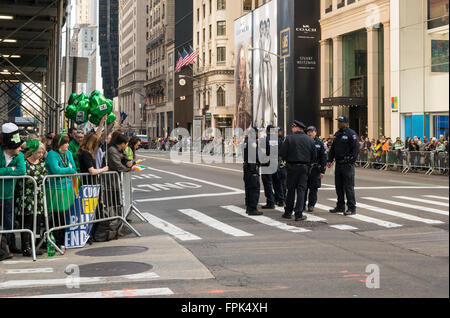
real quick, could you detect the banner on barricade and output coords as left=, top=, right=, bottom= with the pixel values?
left=65, top=184, right=100, bottom=249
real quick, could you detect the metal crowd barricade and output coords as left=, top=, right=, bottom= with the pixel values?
left=404, top=151, right=434, bottom=175
left=356, top=149, right=370, bottom=168
left=433, top=152, right=449, bottom=174
left=37, top=171, right=141, bottom=256
left=384, top=150, right=408, bottom=172
left=1, top=176, right=39, bottom=261
left=122, top=172, right=148, bottom=223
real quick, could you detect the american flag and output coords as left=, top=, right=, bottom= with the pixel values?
left=175, top=51, right=187, bottom=73
left=183, top=48, right=198, bottom=66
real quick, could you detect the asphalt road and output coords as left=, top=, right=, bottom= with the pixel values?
left=0, top=150, right=448, bottom=299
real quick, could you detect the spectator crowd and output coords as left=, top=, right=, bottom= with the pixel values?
left=1, top=115, right=144, bottom=261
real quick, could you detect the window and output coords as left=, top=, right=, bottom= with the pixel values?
left=217, top=21, right=226, bottom=36
left=217, top=87, right=225, bottom=107
left=434, top=115, right=449, bottom=138
left=217, top=47, right=226, bottom=62
left=217, top=0, right=226, bottom=10
left=431, top=40, right=449, bottom=73
left=428, top=0, right=450, bottom=29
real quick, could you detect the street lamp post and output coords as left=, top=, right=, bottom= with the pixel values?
left=249, top=47, right=287, bottom=135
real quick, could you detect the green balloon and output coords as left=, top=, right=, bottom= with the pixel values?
left=107, top=113, right=117, bottom=125
left=65, top=105, right=78, bottom=121
left=88, top=113, right=101, bottom=126
left=89, top=95, right=113, bottom=118
left=68, top=93, right=78, bottom=106
left=90, top=90, right=101, bottom=99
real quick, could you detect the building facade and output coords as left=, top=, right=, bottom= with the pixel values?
left=391, top=0, right=449, bottom=140
left=99, top=0, right=119, bottom=100
left=193, top=0, right=271, bottom=137
left=118, top=0, right=148, bottom=135
left=319, top=0, right=391, bottom=140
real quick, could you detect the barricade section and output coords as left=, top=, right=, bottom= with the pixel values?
left=1, top=176, right=38, bottom=261
left=355, top=150, right=449, bottom=175
left=38, top=171, right=141, bottom=256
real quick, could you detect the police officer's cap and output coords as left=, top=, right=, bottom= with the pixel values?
left=337, top=116, right=349, bottom=123
left=292, top=120, right=306, bottom=130
left=306, top=126, right=317, bottom=133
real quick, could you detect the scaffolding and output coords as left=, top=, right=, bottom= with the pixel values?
left=0, top=0, right=69, bottom=134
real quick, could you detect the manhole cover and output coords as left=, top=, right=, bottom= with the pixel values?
left=78, top=262, right=153, bottom=277
left=76, top=246, right=148, bottom=257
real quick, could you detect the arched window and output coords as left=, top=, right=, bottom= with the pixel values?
left=217, top=87, right=225, bottom=107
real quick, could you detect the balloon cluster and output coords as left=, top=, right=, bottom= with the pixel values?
left=65, top=91, right=117, bottom=126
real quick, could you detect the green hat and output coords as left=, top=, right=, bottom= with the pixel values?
left=26, top=139, right=40, bottom=152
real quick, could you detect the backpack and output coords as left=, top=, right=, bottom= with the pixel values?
left=0, top=234, right=11, bottom=261
left=92, top=219, right=122, bottom=242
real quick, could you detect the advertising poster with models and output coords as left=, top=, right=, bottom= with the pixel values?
left=235, top=13, right=253, bottom=131
left=253, top=0, right=278, bottom=129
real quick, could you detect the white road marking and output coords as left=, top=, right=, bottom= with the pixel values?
left=11, top=288, right=174, bottom=298
left=136, top=191, right=244, bottom=203
left=2, top=258, right=63, bottom=265
left=222, top=206, right=311, bottom=233
left=363, top=197, right=449, bottom=216
left=329, top=199, right=444, bottom=225
left=423, top=195, right=449, bottom=201
left=315, top=203, right=403, bottom=228
left=330, top=225, right=359, bottom=231
left=142, top=212, right=201, bottom=241
left=5, top=268, right=54, bottom=275
left=179, top=209, right=254, bottom=237
left=142, top=166, right=242, bottom=192
left=274, top=207, right=327, bottom=222
left=393, top=196, right=449, bottom=207
left=0, top=272, right=160, bottom=290
left=319, top=186, right=450, bottom=191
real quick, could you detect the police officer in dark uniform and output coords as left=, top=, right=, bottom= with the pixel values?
left=243, top=127, right=263, bottom=216
left=276, top=129, right=287, bottom=204
left=280, top=121, right=317, bottom=221
left=327, top=116, right=360, bottom=216
left=303, top=126, right=327, bottom=213
left=261, top=125, right=283, bottom=209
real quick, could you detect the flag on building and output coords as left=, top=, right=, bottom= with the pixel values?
left=184, top=48, right=198, bottom=66
left=175, top=50, right=188, bottom=73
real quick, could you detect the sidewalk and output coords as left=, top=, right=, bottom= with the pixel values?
left=0, top=235, right=213, bottom=291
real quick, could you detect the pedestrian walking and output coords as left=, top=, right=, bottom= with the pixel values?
left=303, top=126, right=327, bottom=213
left=327, top=116, right=360, bottom=216
left=243, top=127, right=262, bottom=216
left=279, top=121, right=317, bottom=222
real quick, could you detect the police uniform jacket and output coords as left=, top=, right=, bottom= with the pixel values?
left=328, top=128, right=360, bottom=164
left=280, top=132, right=317, bottom=165
left=313, top=138, right=328, bottom=174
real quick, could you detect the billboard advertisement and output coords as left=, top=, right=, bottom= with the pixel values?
left=235, top=13, right=253, bottom=131
left=253, top=0, right=278, bottom=129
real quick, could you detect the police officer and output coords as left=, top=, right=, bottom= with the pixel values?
left=261, top=125, right=281, bottom=209
left=280, top=121, right=317, bottom=221
left=327, top=116, right=360, bottom=216
left=272, top=127, right=286, bottom=207
left=276, top=129, right=287, bottom=204
left=243, top=127, right=263, bottom=216
left=303, top=126, right=327, bottom=213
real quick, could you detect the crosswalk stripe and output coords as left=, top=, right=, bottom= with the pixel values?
left=5, top=268, right=54, bottom=275
left=315, top=203, right=403, bottom=228
left=274, top=207, right=327, bottom=222
left=178, top=209, right=254, bottom=237
left=330, top=225, right=359, bottom=231
left=362, top=197, right=449, bottom=216
left=221, top=206, right=311, bottom=233
left=142, top=213, right=202, bottom=241
left=423, top=195, right=449, bottom=201
left=394, top=196, right=449, bottom=207
left=331, top=199, right=445, bottom=224
left=12, top=288, right=174, bottom=298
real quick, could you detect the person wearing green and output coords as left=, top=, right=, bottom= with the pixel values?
left=68, top=129, right=84, bottom=173
left=45, top=133, right=77, bottom=248
left=0, top=123, right=26, bottom=260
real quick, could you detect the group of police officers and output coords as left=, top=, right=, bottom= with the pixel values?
left=243, top=116, right=360, bottom=222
